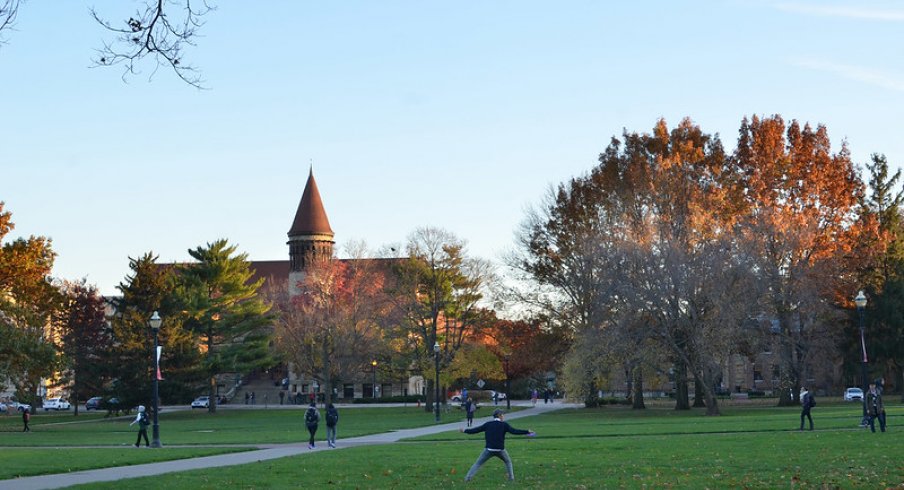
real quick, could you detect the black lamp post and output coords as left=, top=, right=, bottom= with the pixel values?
left=504, top=355, right=511, bottom=410
left=433, top=341, right=440, bottom=423
left=855, top=290, right=868, bottom=426
left=372, top=360, right=378, bottom=399
left=149, top=311, right=162, bottom=448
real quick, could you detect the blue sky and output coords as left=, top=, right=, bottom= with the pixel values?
left=2, top=1, right=902, bottom=295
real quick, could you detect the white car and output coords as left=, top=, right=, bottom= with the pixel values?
left=9, top=401, right=31, bottom=412
left=844, top=387, right=864, bottom=401
left=43, top=397, right=72, bottom=411
left=191, top=396, right=210, bottom=409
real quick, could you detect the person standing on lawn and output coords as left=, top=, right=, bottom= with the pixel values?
left=866, top=382, right=886, bottom=433
left=304, top=402, right=320, bottom=449
left=799, top=386, right=815, bottom=431
left=129, top=405, right=150, bottom=447
left=325, top=403, right=339, bottom=448
left=460, top=409, right=535, bottom=482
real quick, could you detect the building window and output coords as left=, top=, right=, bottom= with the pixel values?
left=381, top=383, right=392, bottom=397
left=343, top=384, right=354, bottom=399
left=363, top=383, right=374, bottom=398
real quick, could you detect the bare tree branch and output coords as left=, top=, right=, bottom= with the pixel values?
left=91, top=0, right=214, bottom=89
left=0, top=0, right=21, bottom=47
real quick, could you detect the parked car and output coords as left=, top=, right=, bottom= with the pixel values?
left=490, top=391, right=507, bottom=400
left=191, top=396, right=210, bottom=409
left=85, top=396, right=103, bottom=410
left=844, top=387, right=864, bottom=401
left=0, top=402, right=7, bottom=413
left=43, top=397, right=72, bottom=411
left=9, top=401, right=31, bottom=413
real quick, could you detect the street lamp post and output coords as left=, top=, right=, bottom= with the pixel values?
left=855, top=290, right=868, bottom=426
left=504, top=355, right=511, bottom=410
left=433, top=341, right=440, bottom=423
left=149, top=311, right=162, bottom=448
left=372, top=360, right=378, bottom=399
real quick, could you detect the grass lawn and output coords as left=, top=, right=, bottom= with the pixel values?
left=0, top=406, right=461, bottom=447
left=67, top=402, right=903, bottom=489
left=0, top=405, right=475, bottom=479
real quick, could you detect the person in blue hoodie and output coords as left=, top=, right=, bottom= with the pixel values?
left=459, top=409, right=535, bottom=482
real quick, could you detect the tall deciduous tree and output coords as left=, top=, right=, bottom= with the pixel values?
left=734, top=115, right=867, bottom=406
left=387, top=227, right=492, bottom=411
left=0, top=202, right=59, bottom=401
left=176, top=239, right=274, bottom=413
left=272, top=247, right=390, bottom=405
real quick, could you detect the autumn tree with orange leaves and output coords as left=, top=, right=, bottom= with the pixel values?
left=733, top=115, right=870, bottom=406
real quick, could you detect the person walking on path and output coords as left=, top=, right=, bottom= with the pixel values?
left=464, top=397, right=477, bottom=427
left=304, top=402, right=320, bottom=449
left=129, top=405, right=150, bottom=447
left=325, top=403, right=339, bottom=448
left=531, top=389, right=538, bottom=406
left=799, top=387, right=815, bottom=431
left=22, top=408, right=31, bottom=432
left=866, top=382, right=886, bottom=433
left=460, top=409, right=535, bottom=482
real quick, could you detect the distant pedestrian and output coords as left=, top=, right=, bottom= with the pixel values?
left=799, top=387, right=815, bottom=431
left=304, top=402, right=320, bottom=449
left=460, top=409, right=535, bottom=482
left=461, top=388, right=468, bottom=406
left=251, top=392, right=256, bottom=405
left=22, top=408, right=30, bottom=432
left=866, top=383, right=886, bottom=433
left=531, top=389, right=538, bottom=406
left=245, top=392, right=250, bottom=405
left=325, top=403, right=339, bottom=448
left=464, top=397, right=477, bottom=427
left=129, top=405, right=150, bottom=447
left=543, top=389, right=550, bottom=404
left=279, top=390, right=285, bottom=405
left=492, top=391, right=498, bottom=406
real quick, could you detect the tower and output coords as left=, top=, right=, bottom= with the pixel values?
left=287, top=169, right=334, bottom=295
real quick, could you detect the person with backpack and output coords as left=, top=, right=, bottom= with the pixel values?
left=325, top=403, right=339, bottom=448
left=866, top=382, right=886, bottom=433
left=304, top=402, right=320, bottom=449
left=799, top=387, right=816, bottom=431
left=129, top=405, right=150, bottom=447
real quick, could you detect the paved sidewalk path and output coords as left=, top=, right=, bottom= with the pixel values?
left=1, top=401, right=575, bottom=490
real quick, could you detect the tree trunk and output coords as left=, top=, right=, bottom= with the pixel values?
left=425, top=378, right=434, bottom=412
left=632, top=365, right=646, bottom=410
left=674, top=361, right=690, bottom=410
left=692, top=373, right=706, bottom=408
left=700, top=367, right=721, bottom=416
left=322, top=340, right=332, bottom=406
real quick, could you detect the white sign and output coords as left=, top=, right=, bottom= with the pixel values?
left=476, top=379, right=485, bottom=389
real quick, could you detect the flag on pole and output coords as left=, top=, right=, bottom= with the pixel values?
left=156, top=346, right=164, bottom=380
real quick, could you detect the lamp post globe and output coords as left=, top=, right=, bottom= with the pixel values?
left=372, top=360, right=378, bottom=399
left=854, top=291, right=868, bottom=426
left=149, top=311, right=163, bottom=448
left=433, top=341, right=440, bottom=423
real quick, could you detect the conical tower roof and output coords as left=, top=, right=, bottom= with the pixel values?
left=288, top=169, right=334, bottom=237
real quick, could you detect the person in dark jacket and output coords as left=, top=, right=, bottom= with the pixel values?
left=22, top=408, right=31, bottom=432
left=799, top=387, right=815, bottom=431
left=304, top=402, right=320, bottom=449
left=464, top=397, right=476, bottom=427
left=325, top=403, right=339, bottom=448
left=459, top=409, right=535, bottom=482
left=866, top=382, right=886, bottom=433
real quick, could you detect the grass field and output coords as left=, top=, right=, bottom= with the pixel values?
left=4, top=402, right=903, bottom=488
